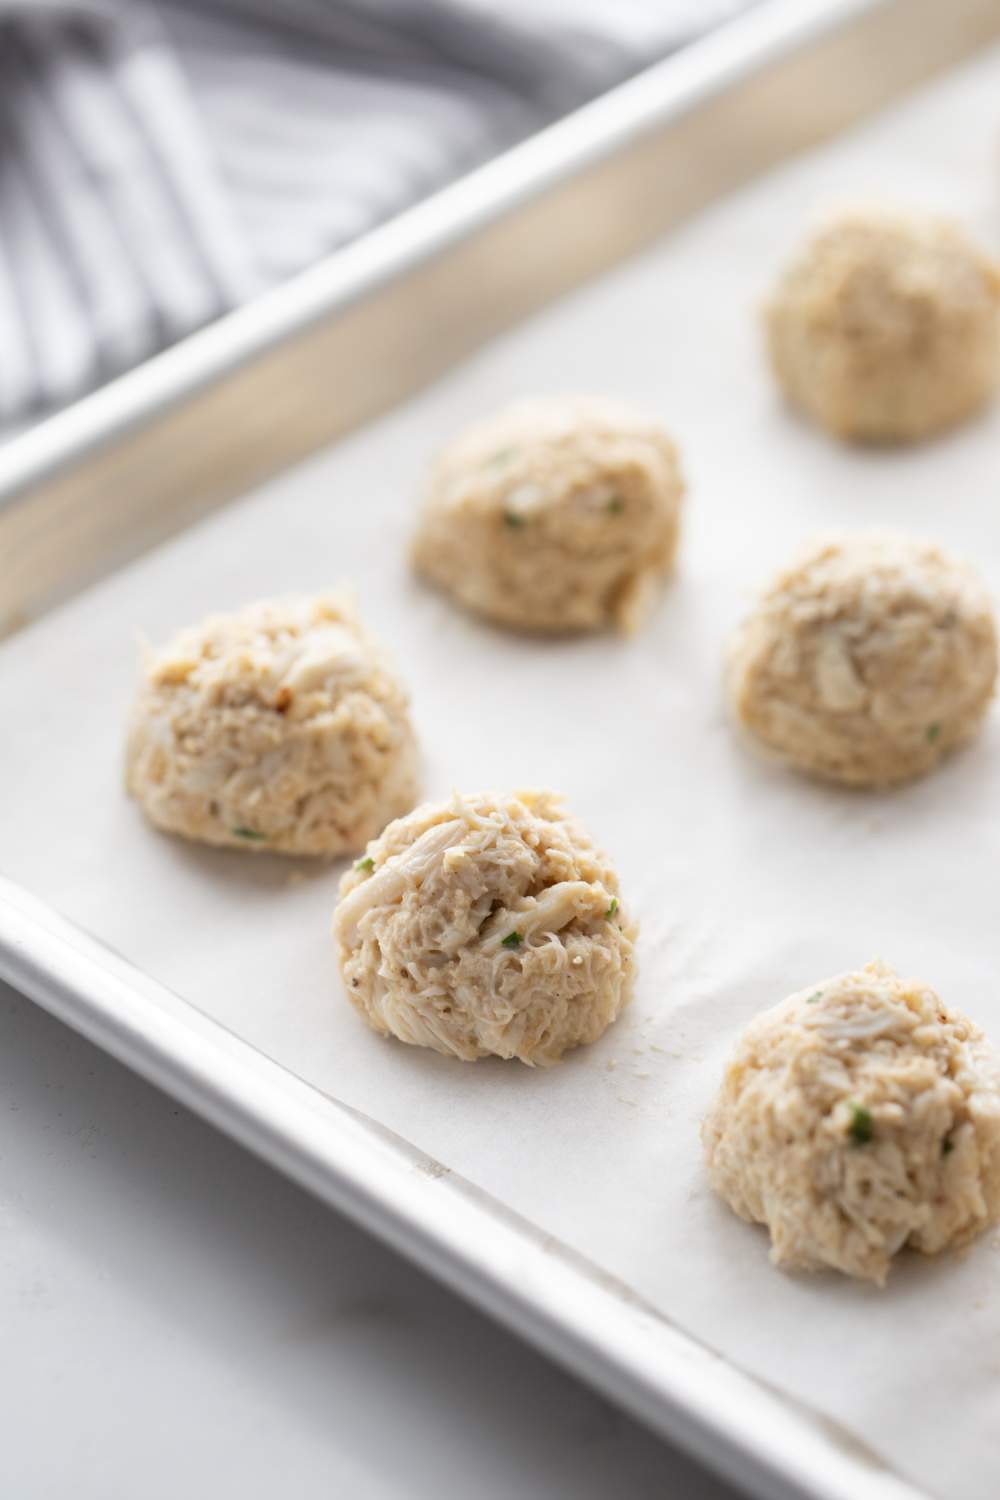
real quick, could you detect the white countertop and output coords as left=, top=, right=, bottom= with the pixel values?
left=0, top=980, right=741, bottom=1500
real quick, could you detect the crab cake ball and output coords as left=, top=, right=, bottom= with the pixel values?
left=333, top=790, right=637, bottom=1065
left=703, top=961, right=1000, bottom=1284
left=727, top=533, right=997, bottom=787
left=126, top=594, right=419, bottom=856
left=766, top=208, right=1000, bottom=443
left=411, top=397, right=684, bottom=633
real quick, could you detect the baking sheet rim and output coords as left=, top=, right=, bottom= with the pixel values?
left=0, top=0, right=876, bottom=505
left=0, top=879, right=927, bottom=1500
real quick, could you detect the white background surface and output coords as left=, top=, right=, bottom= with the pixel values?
left=6, top=39, right=1000, bottom=1500
left=0, top=977, right=740, bottom=1499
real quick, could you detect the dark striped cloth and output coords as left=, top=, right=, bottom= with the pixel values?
left=0, top=0, right=754, bottom=422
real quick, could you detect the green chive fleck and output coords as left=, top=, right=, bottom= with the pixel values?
left=606, top=496, right=625, bottom=515
left=942, top=1136, right=955, bottom=1156
left=232, top=826, right=267, bottom=841
left=503, top=510, right=526, bottom=529
left=356, top=856, right=374, bottom=872
left=806, top=990, right=823, bottom=1004
left=501, top=930, right=523, bottom=950
left=848, top=1102, right=874, bottom=1145
left=926, top=722, right=942, bottom=744
left=605, top=897, right=619, bottom=919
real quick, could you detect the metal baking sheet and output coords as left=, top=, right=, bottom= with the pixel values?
left=3, top=5, right=1000, bottom=1500
left=3, top=0, right=999, bottom=635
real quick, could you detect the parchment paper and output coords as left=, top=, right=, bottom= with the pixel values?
left=4, top=44, right=1000, bottom=1500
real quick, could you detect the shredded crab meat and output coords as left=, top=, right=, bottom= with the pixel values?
left=703, top=960, right=1000, bottom=1284
left=766, top=207, right=1000, bottom=443
left=411, top=396, right=684, bottom=635
left=728, top=532, right=997, bottom=787
left=478, top=881, right=608, bottom=953
left=334, top=820, right=466, bottom=947
left=333, top=790, right=638, bottom=1066
left=126, top=593, right=419, bottom=856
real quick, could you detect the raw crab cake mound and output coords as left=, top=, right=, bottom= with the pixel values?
left=333, top=790, right=637, bottom=1065
left=703, top=960, right=1000, bottom=1284
left=411, top=396, right=684, bottom=634
left=126, top=594, right=419, bottom=856
left=727, top=533, right=997, bottom=787
left=766, top=207, right=1000, bottom=443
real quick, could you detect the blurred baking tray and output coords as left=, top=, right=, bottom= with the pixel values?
left=2, top=1, right=999, bottom=1497
left=4, top=0, right=1000, bottom=636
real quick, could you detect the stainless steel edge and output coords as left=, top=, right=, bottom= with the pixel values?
left=4, top=0, right=1000, bottom=634
left=0, top=878, right=927, bottom=1500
